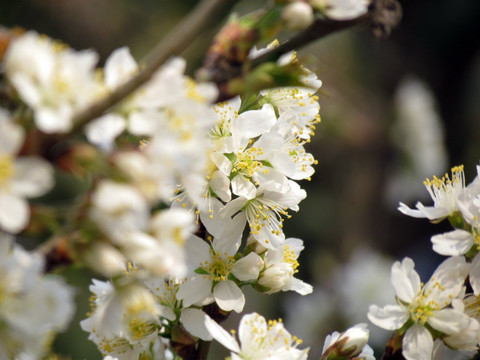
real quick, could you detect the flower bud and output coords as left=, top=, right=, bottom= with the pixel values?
left=282, top=2, right=314, bottom=30
left=258, top=263, right=293, bottom=294
left=337, top=324, right=370, bottom=357
left=321, top=323, right=372, bottom=360
left=232, top=252, right=264, bottom=281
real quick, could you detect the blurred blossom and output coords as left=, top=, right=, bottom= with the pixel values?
left=386, top=75, right=448, bottom=206
left=0, top=108, right=54, bottom=233
left=0, top=233, right=75, bottom=358
left=4, top=31, right=101, bottom=133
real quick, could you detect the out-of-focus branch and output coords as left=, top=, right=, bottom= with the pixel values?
left=250, top=16, right=366, bottom=68
left=69, top=0, right=238, bottom=133
left=199, top=0, right=402, bottom=101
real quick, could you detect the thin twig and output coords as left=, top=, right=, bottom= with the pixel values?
left=249, top=15, right=368, bottom=68
left=70, top=0, right=237, bottom=133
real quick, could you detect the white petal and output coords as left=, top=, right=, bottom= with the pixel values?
left=204, top=314, right=240, bottom=353
left=180, top=308, right=213, bottom=341
left=35, top=106, right=74, bottom=133
left=104, top=46, right=138, bottom=89
left=425, top=256, right=469, bottom=303
left=416, top=202, right=450, bottom=220
left=85, top=114, right=126, bottom=151
left=427, top=308, right=470, bottom=335
left=213, top=280, right=245, bottom=313
left=0, top=191, right=29, bottom=233
left=470, top=254, right=480, bottom=295
left=402, top=325, right=434, bottom=360
left=177, top=277, right=212, bottom=307
left=391, top=257, right=421, bottom=303
left=289, top=277, right=313, bottom=295
left=210, top=170, right=231, bottom=202
left=232, top=104, right=276, bottom=143
left=12, top=157, right=54, bottom=197
left=232, top=252, right=263, bottom=281
left=367, top=304, right=409, bottom=330
left=128, top=110, right=163, bottom=136
left=185, top=235, right=211, bottom=271
left=231, top=175, right=257, bottom=200
left=0, top=115, right=25, bottom=154
left=431, top=229, right=474, bottom=256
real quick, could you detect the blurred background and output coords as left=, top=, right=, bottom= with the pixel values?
left=1, top=0, right=480, bottom=358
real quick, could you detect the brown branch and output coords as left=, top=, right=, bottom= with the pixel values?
left=69, top=0, right=238, bottom=134
left=249, top=16, right=368, bottom=69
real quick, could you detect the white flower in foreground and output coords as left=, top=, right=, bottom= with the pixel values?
left=176, top=230, right=255, bottom=313
left=4, top=31, right=100, bottom=133
left=258, top=237, right=312, bottom=295
left=81, top=279, right=165, bottom=359
left=0, top=110, right=54, bottom=233
left=221, top=180, right=306, bottom=249
left=321, top=323, right=374, bottom=360
left=0, top=233, right=74, bottom=359
left=145, top=278, right=213, bottom=341
left=368, top=256, right=471, bottom=360
left=398, top=165, right=465, bottom=221
left=205, top=312, right=309, bottom=360
left=312, top=0, right=370, bottom=20
left=431, top=228, right=480, bottom=295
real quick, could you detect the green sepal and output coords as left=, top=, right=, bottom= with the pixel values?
left=194, top=267, right=209, bottom=275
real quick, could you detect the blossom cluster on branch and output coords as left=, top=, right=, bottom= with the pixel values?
left=0, top=0, right=413, bottom=359
left=369, top=165, right=480, bottom=359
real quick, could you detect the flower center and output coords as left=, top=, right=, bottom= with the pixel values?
left=128, top=318, right=155, bottom=340
left=283, top=245, right=299, bottom=273
left=408, top=293, right=440, bottom=325
left=202, top=250, right=235, bottom=282
left=0, top=154, right=14, bottom=187
left=423, top=165, right=464, bottom=210
left=233, top=146, right=265, bottom=179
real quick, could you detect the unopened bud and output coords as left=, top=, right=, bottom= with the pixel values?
left=258, top=263, right=293, bottom=294
left=321, top=323, right=372, bottom=360
left=283, top=2, right=314, bottom=30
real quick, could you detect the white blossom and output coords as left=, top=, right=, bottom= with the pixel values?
left=0, top=109, right=54, bottom=233
left=80, top=279, right=165, bottom=359
left=0, top=233, right=74, bottom=358
left=368, top=257, right=471, bottom=360
left=258, top=237, right=312, bottom=295
left=4, top=31, right=100, bottom=133
left=205, top=312, right=309, bottom=360
left=398, top=165, right=465, bottom=221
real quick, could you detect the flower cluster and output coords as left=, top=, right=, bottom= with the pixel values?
left=369, top=164, right=480, bottom=359
left=0, top=3, right=379, bottom=357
